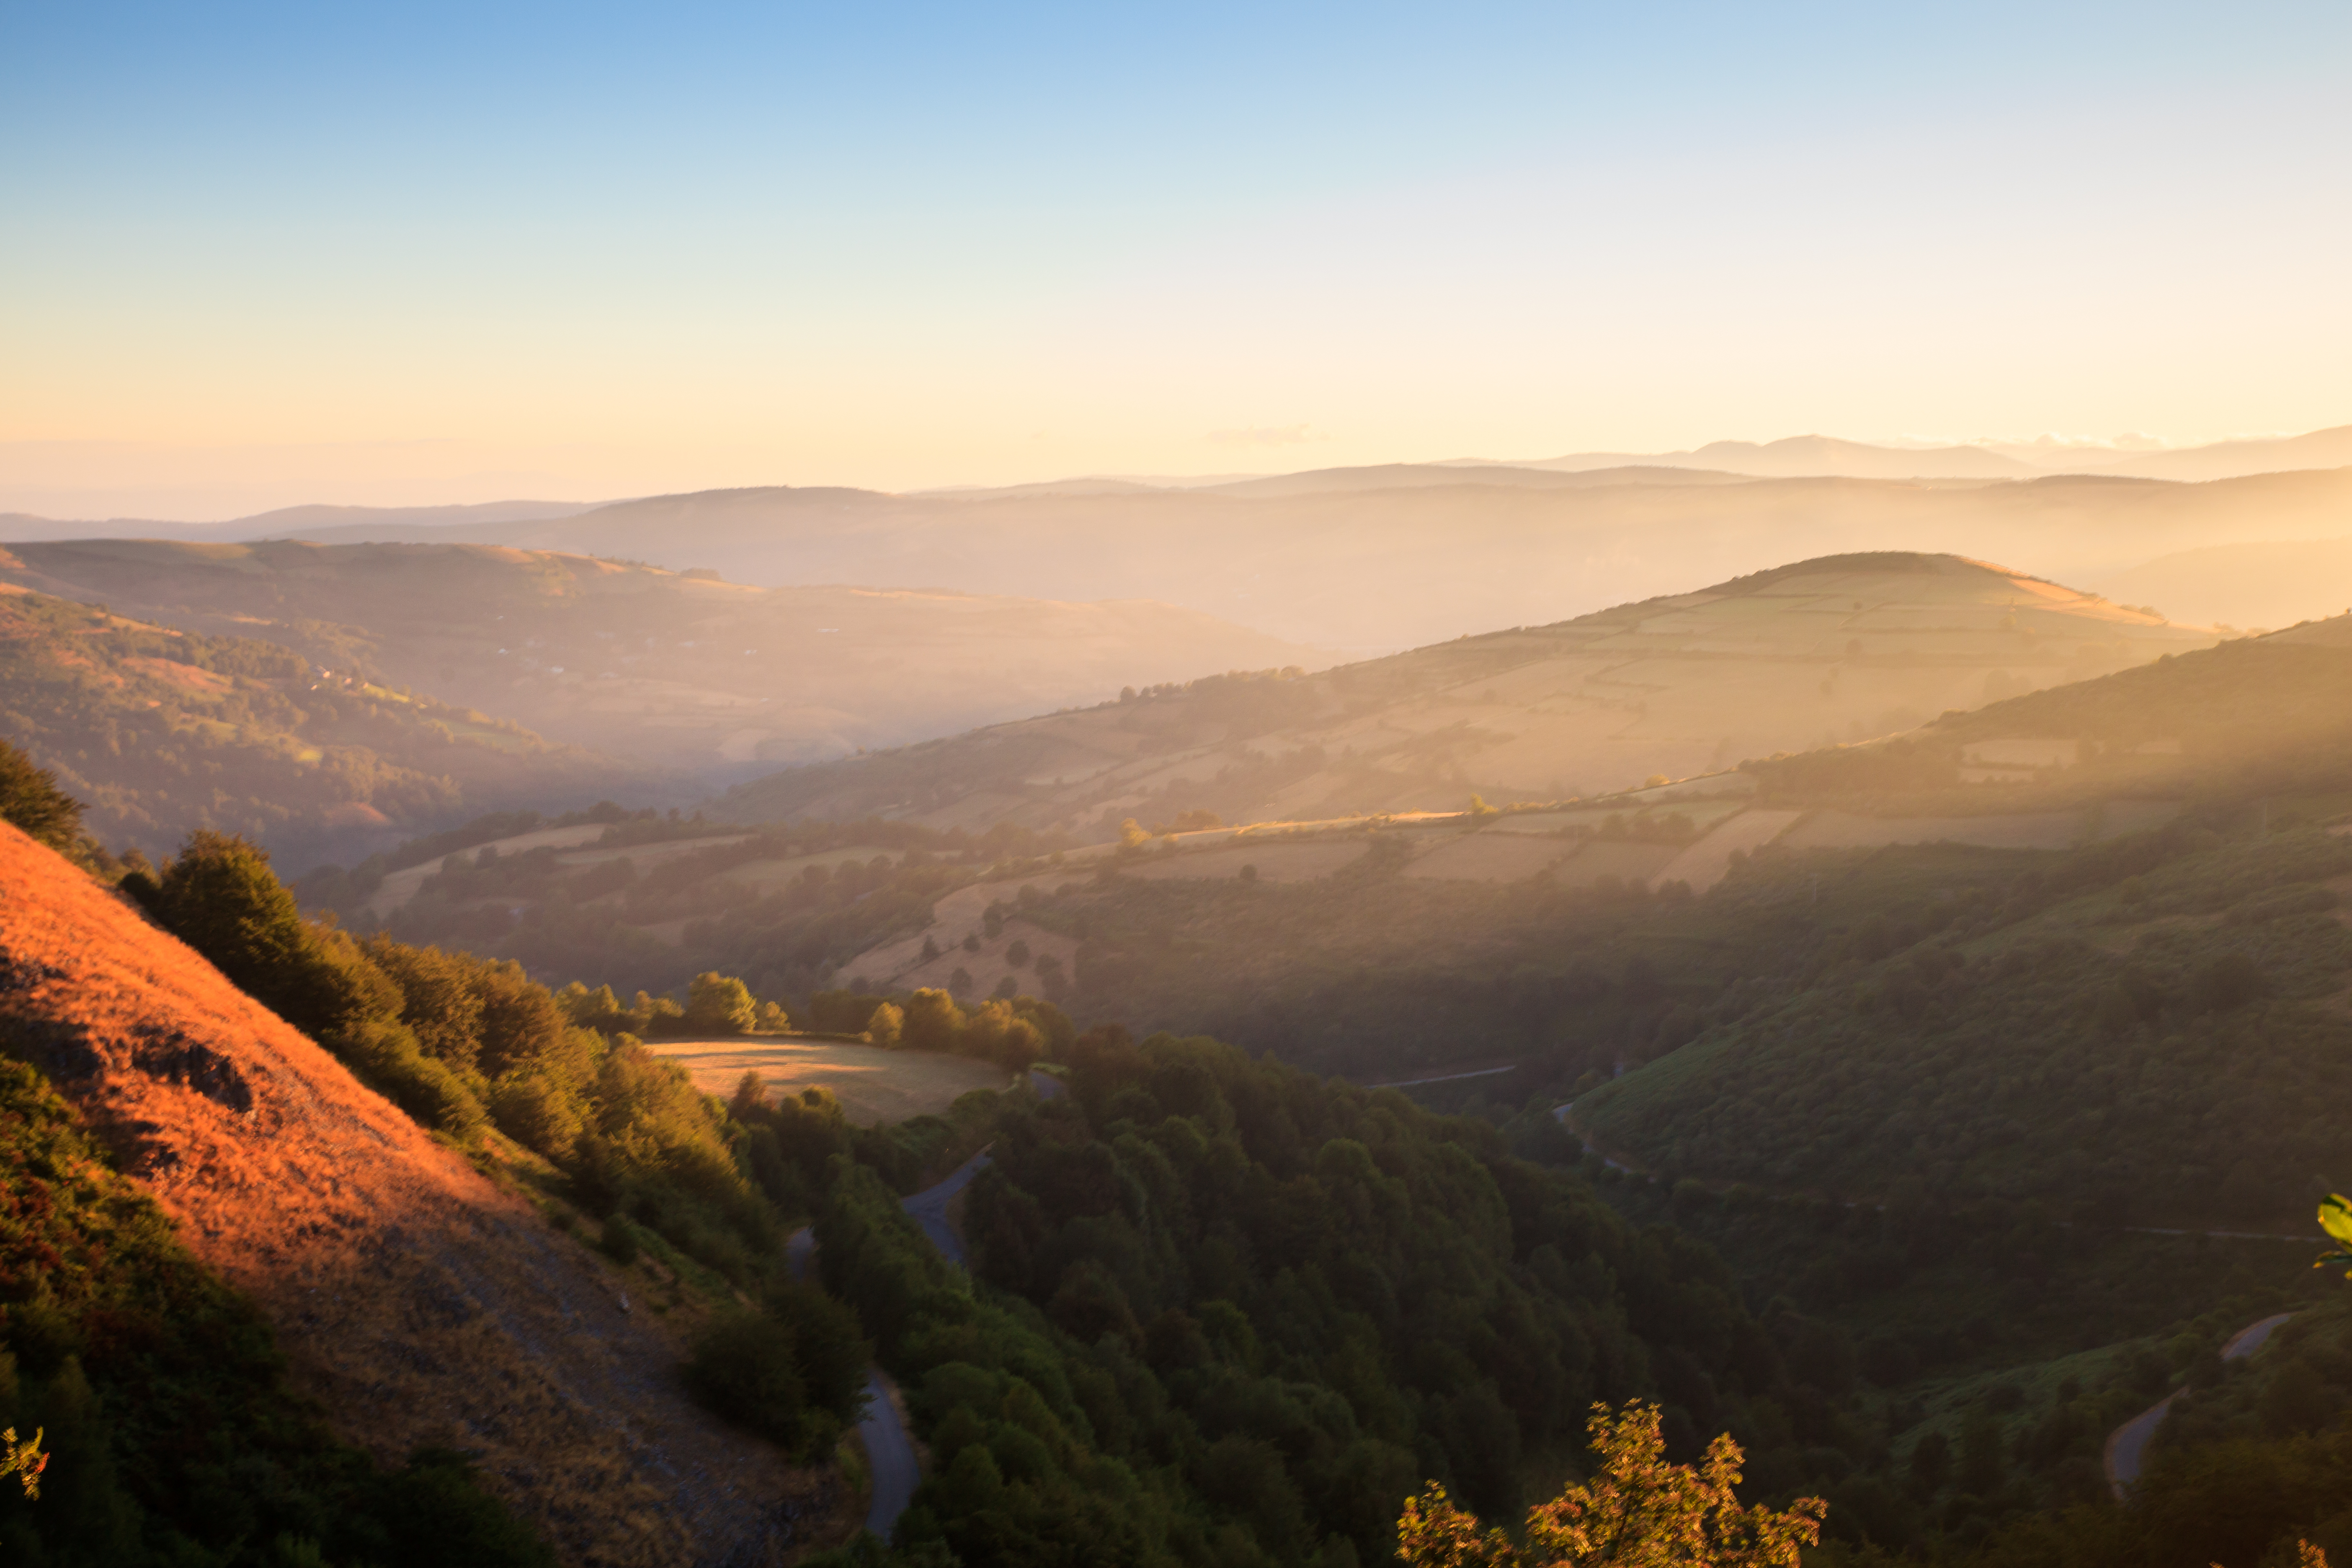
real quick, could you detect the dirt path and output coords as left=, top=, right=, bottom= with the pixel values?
left=2103, top=1312, right=2295, bottom=1496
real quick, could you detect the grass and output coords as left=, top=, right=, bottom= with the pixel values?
left=643, top=1035, right=1016, bottom=1124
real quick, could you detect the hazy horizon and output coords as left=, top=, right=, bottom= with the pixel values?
left=8, top=4, right=2350, bottom=517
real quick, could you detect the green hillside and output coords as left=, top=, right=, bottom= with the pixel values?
left=0, top=584, right=663, bottom=869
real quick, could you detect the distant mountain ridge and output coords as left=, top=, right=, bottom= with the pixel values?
left=5, top=427, right=2349, bottom=655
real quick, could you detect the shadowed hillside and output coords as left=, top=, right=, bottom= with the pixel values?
left=0, top=539, right=1332, bottom=782
left=0, top=822, right=836, bottom=1565
left=0, top=580, right=667, bottom=870
left=712, top=552, right=2214, bottom=837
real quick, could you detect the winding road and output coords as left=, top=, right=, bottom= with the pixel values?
left=789, top=1147, right=996, bottom=1538
left=2103, top=1311, right=2295, bottom=1496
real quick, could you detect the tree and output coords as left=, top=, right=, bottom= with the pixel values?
left=0, top=736, right=82, bottom=851
left=3, top=1424, right=44, bottom=1499
left=687, top=971, right=757, bottom=1034
left=2315, top=1192, right=2352, bottom=1277
left=1396, top=1402, right=1825, bottom=1568
left=152, top=831, right=397, bottom=1040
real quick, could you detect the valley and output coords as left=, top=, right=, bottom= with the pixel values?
left=19, top=10, right=2352, bottom=1565
left=0, top=539, right=1331, bottom=784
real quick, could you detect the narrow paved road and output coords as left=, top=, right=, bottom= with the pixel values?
left=787, top=1148, right=995, bottom=1539
left=2103, top=1311, right=2294, bottom=1496
left=903, top=1149, right=993, bottom=1264
left=857, top=1370, right=919, bottom=1536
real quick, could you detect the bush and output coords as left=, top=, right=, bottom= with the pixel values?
left=489, top=1073, right=584, bottom=1161
left=683, top=1300, right=866, bottom=1458
left=329, top=1019, right=488, bottom=1140
left=686, top=971, right=757, bottom=1034
left=156, top=832, right=398, bottom=1040
left=0, top=735, right=83, bottom=851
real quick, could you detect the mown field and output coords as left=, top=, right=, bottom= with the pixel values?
left=644, top=1035, right=1015, bottom=1124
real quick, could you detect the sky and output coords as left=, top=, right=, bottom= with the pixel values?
left=4, top=2, right=2349, bottom=518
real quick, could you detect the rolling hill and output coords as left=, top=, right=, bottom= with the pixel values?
left=10, top=451, right=2352, bottom=656
left=2094, top=536, right=2352, bottom=634
left=0, top=579, right=667, bottom=870
left=0, top=538, right=1332, bottom=782
left=711, top=552, right=2216, bottom=837
left=212, top=467, right=2352, bottom=655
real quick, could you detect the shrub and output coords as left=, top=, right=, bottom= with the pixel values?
left=489, top=1073, right=584, bottom=1161
left=0, top=735, right=83, bottom=851
left=683, top=1295, right=867, bottom=1459
left=157, top=832, right=398, bottom=1040
left=328, top=1019, right=488, bottom=1140
left=686, top=971, right=757, bottom=1034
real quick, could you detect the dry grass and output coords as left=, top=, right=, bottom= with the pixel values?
left=0, top=824, right=847, bottom=1568
left=643, top=1037, right=1012, bottom=1124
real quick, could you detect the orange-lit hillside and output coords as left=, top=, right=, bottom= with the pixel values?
left=0, top=823, right=830, bottom=1566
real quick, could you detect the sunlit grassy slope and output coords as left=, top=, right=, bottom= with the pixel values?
left=717, top=552, right=2213, bottom=835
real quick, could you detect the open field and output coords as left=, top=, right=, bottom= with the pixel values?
left=645, top=1036, right=1015, bottom=1124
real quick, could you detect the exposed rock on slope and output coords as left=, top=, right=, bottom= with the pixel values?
left=0, top=823, right=828, bottom=1567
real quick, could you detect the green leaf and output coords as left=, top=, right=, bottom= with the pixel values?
left=2320, top=1193, right=2352, bottom=1247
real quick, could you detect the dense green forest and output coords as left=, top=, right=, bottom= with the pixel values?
left=810, top=1026, right=1895, bottom=1567
left=0, top=585, right=663, bottom=869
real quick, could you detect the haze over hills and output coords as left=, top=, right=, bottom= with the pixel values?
left=1446, top=435, right=2041, bottom=480
left=0, top=496, right=600, bottom=543
left=0, top=578, right=671, bottom=869
left=1446, top=423, right=2352, bottom=482
left=2096, top=536, right=2352, bottom=634
left=18, top=465, right=2331, bottom=658
left=0, top=539, right=1331, bottom=784
left=712, top=552, right=2215, bottom=837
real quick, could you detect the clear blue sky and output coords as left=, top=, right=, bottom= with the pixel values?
left=5, top=2, right=2349, bottom=513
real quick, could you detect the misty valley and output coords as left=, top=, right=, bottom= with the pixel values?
left=9, top=444, right=2352, bottom=1568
